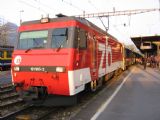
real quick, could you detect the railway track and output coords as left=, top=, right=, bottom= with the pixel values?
left=1, top=103, right=57, bottom=120
left=0, top=83, right=28, bottom=119
left=0, top=83, right=59, bottom=120
left=0, top=82, right=112, bottom=120
left=15, top=106, right=58, bottom=120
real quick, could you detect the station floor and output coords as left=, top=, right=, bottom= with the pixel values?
left=71, top=65, right=160, bottom=120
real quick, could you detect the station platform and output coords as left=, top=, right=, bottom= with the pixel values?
left=71, top=65, right=160, bottom=120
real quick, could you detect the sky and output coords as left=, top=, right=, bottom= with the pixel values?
left=0, top=0, right=160, bottom=45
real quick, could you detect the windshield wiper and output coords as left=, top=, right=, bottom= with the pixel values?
left=56, top=44, right=62, bottom=52
left=25, top=46, right=43, bottom=53
left=25, top=48, right=32, bottom=53
left=55, top=34, right=68, bottom=52
left=56, top=39, right=68, bottom=52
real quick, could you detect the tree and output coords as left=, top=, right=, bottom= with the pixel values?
left=0, top=24, right=8, bottom=45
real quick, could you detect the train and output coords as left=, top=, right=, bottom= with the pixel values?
left=11, top=16, right=141, bottom=106
left=123, top=47, right=142, bottom=70
left=0, top=45, right=14, bottom=70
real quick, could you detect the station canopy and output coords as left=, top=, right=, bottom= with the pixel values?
left=131, top=35, right=160, bottom=56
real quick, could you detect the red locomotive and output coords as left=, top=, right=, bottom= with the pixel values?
left=11, top=16, right=135, bottom=106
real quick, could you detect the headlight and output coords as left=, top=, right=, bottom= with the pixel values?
left=56, top=67, right=65, bottom=72
left=14, top=66, right=20, bottom=71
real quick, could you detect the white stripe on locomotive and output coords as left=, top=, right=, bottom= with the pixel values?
left=98, top=39, right=112, bottom=77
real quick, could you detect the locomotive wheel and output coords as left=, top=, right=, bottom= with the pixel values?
left=98, top=77, right=103, bottom=88
left=90, top=80, right=97, bottom=92
left=37, top=87, right=48, bottom=99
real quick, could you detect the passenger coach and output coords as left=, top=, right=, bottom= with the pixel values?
left=0, top=45, right=14, bottom=70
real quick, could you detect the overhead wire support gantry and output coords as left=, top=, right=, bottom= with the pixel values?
left=75, top=8, right=160, bottom=18
left=74, top=8, right=160, bottom=31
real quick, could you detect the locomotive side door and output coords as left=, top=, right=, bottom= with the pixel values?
left=91, top=35, right=97, bottom=80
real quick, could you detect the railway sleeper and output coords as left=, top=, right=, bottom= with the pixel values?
left=0, top=94, right=20, bottom=103
left=0, top=84, right=14, bottom=91
left=0, top=105, right=31, bottom=120
left=0, top=103, right=29, bottom=118
left=15, top=106, right=56, bottom=120
left=0, top=88, right=15, bottom=95
left=0, top=92, right=19, bottom=99
left=0, top=98, right=24, bottom=108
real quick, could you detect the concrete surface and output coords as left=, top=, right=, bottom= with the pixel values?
left=71, top=65, right=160, bottom=120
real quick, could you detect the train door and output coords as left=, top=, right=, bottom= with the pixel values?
left=77, top=28, right=87, bottom=67
left=87, top=33, right=98, bottom=91
left=92, top=35, right=97, bottom=80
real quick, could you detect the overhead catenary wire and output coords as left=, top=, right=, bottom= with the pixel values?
left=62, top=0, right=86, bottom=14
left=88, top=0, right=99, bottom=11
left=19, top=0, right=48, bottom=14
left=32, top=0, right=57, bottom=15
left=88, top=0, right=109, bottom=31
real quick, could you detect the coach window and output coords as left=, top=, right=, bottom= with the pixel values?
left=6, top=51, right=12, bottom=58
left=0, top=51, right=4, bottom=58
left=0, top=51, right=2, bottom=58
left=51, top=28, right=68, bottom=48
left=77, top=28, right=87, bottom=49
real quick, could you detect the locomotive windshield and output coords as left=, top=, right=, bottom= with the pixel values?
left=19, top=30, right=48, bottom=49
left=18, top=28, right=69, bottom=49
left=51, top=28, right=68, bottom=48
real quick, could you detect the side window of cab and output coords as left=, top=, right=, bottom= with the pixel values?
left=77, top=28, right=87, bottom=49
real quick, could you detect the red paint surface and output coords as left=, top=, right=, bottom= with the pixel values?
left=13, top=18, right=123, bottom=96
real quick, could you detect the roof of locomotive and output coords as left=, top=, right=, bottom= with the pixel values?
left=21, top=16, right=119, bottom=42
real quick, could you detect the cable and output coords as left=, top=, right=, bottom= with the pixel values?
left=112, top=24, right=133, bottom=46
left=88, top=0, right=99, bottom=11
left=32, top=0, right=57, bottom=11
left=19, top=0, right=48, bottom=14
left=62, top=0, right=85, bottom=13
left=88, top=0, right=109, bottom=31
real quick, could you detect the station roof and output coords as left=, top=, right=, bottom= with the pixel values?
left=131, top=35, right=160, bottom=57
left=131, top=35, right=160, bottom=47
left=131, top=35, right=160, bottom=52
